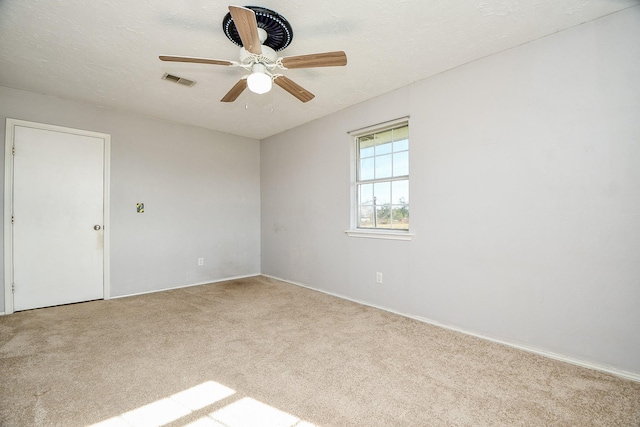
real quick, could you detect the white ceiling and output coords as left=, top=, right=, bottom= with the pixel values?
left=1, top=0, right=637, bottom=140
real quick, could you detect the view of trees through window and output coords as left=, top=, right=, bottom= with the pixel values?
left=356, top=123, right=409, bottom=230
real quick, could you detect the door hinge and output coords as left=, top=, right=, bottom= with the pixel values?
left=12, top=283, right=15, bottom=293
left=12, top=146, right=15, bottom=155
left=11, top=215, right=14, bottom=224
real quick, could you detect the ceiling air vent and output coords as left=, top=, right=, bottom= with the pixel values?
left=162, top=73, right=196, bottom=87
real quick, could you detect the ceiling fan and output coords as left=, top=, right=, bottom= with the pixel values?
left=159, top=5, right=347, bottom=103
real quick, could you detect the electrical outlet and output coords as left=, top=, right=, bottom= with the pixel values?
left=198, top=258, right=204, bottom=266
left=376, top=272, right=383, bottom=284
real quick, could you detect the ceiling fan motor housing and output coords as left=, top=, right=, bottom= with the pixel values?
left=239, top=45, right=277, bottom=65
left=222, top=6, right=294, bottom=51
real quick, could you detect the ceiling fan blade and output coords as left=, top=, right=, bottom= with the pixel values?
left=159, top=55, right=234, bottom=66
left=280, top=51, right=347, bottom=69
left=220, top=79, right=247, bottom=102
left=274, top=76, right=315, bottom=103
left=228, top=6, right=262, bottom=55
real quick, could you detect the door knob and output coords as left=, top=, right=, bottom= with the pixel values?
left=94, top=225, right=101, bottom=230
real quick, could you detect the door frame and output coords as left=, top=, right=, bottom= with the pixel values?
left=3, top=118, right=111, bottom=314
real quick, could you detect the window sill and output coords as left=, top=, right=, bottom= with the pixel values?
left=344, top=229, right=413, bottom=241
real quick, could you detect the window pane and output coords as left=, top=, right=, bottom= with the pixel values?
left=358, top=183, right=374, bottom=205
left=359, top=206, right=374, bottom=228
left=393, top=125, right=409, bottom=143
left=393, top=151, right=409, bottom=177
left=360, top=146, right=374, bottom=158
left=392, top=180, right=409, bottom=204
left=391, top=205, right=409, bottom=229
left=375, top=129, right=393, bottom=154
left=359, top=135, right=375, bottom=147
left=376, top=205, right=391, bottom=228
left=373, top=181, right=390, bottom=205
left=360, top=146, right=375, bottom=158
left=376, top=141, right=392, bottom=156
left=393, top=138, right=408, bottom=152
left=375, top=154, right=392, bottom=179
left=360, top=157, right=374, bottom=181
left=359, top=135, right=375, bottom=159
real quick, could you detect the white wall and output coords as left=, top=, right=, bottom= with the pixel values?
left=1, top=86, right=261, bottom=310
left=261, top=7, right=640, bottom=376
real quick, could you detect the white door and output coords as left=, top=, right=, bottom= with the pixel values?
left=9, top=121, right=108, bottom=311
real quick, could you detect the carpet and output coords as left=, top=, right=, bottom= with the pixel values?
left=1, top=276, right=639, bottom=426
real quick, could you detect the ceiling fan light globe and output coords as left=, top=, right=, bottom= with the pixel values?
left=247, top=71, right=272, bottom=94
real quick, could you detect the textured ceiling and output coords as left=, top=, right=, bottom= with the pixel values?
left=1, top=0, right=637, bottom=139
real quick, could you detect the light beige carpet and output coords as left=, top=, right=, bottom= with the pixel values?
left=1, top=276, right=639, bottom=426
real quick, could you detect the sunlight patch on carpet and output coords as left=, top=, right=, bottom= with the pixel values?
left=89, top=380, right=316, bottom=427
left=90, top=381, right=235, bottom=426
left=193, top=397, right=315, bottom=427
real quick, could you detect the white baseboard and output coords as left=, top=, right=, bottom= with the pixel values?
left=0, top=274, right=261, bottom=313
left=261, top=274, right=640, bottom=383
left=109, top=273, right=261, bottom=300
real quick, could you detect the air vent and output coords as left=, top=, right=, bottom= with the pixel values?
left=162, top=73, right=196, bottom=87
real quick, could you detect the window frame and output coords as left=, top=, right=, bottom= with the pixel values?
left=346, top=117, right=413, bottom=241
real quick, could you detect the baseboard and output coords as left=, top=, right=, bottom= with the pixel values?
left=261, top=274, right=640, bottom=383
left=0, top=312, right=5, bottom=316
left=408, top=315, right=640, bottom=383
left=109, top=273, right=261, bottom=300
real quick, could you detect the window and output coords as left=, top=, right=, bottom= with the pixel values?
left=351, top=119, right=409, bottom=235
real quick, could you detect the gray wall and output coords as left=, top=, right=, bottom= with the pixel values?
left=1, top=86, right=261, bottom=310
left=261, top=7, right=640, bottom=375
